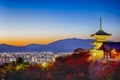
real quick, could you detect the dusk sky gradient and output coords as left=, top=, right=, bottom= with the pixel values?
left=0, top=0, right=120, bottom=46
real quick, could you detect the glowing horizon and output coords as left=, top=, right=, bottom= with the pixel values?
left=0, top=36, right=119, bottom=46
left=0, top=34, right=91, bottom=46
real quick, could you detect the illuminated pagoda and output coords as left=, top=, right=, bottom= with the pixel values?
left=90, top=17, right=112, bottom=59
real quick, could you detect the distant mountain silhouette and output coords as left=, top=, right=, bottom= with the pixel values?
left=0, top=38, right=94, bottom=52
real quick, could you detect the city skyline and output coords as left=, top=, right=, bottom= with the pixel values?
left=0, top=0, right=120, bottom=46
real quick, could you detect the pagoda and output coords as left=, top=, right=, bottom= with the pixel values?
left=90, top=17, right=112, bottom=59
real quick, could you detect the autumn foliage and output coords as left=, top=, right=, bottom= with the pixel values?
left=0, top=48, right=120, bottom=80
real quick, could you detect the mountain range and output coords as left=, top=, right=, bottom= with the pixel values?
left=0, top=38, right=94, bottom=52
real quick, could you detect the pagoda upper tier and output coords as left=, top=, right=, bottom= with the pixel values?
left=91, top=17, right=112, bottom=37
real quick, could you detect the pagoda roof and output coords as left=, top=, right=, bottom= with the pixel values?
left=91, top=30, right=112, bottom=36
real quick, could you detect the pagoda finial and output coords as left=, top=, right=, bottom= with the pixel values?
left=100, top=16, right=102, bottom=30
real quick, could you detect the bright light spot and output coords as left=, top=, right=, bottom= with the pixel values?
left=52, top=57, right=56, bottom=62
left=93, top=53, right=96, bottom=56
left=41, top=62, right=48, bottom=68
left=111, top=49, right=116, bottom=54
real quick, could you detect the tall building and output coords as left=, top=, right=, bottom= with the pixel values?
left=90, top=17, right=112, bottom=59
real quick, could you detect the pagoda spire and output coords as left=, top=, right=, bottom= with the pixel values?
left=100, top=16, right=102, bottom=30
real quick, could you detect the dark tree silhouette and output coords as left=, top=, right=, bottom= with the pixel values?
left=16, top=57, right=24, bottom=64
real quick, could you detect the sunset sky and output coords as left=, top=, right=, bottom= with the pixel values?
left=0, top=0, right=120, bottom=46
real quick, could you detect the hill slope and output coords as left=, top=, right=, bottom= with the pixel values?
left=0, top=38, right=94, bottom=52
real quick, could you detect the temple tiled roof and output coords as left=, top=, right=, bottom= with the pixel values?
left=91, top=30, right=112, bottom=36
left=100, top=42, right=120, bottom=51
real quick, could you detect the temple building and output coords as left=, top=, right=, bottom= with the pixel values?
left=90, top=17, right=112, bottom=59
left=100, top=42, right=120, bottom=60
